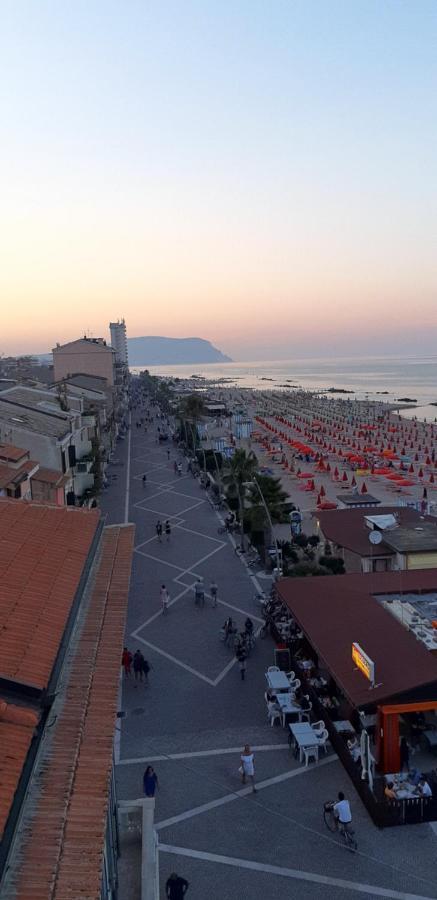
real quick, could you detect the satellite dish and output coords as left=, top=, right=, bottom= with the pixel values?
left=369, top=530, right=382, bottom=545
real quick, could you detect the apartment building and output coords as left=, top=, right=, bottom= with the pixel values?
left=53, top=336, right=116, bottom=386
left=0, top=386, right=96, bottom=503
left=109, top=318, right=128, bottom=365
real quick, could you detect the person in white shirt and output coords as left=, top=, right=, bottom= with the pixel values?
left=240, top=744, right=256, bottom=792
left=160, top=584, right=170, bottom=614
left=334, top=792, right=352, bottom=825
left=418, top=779, right=432, bottom=798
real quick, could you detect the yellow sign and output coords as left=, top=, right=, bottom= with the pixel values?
left=352, top=642, right=375, bottom=684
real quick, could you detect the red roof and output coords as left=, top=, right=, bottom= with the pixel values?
left=0, top=499, right=99, bottom=690
left=5, top=524, right=134, bottom=898
left=0, top=700, right=39, bottom=839
left=31, top=466, right=68, bottom=486
left=277, top=570, right=437, bottom=708
left=0, top=444, right=28, bottom=463
left=315, top=506, right=435, bottom=557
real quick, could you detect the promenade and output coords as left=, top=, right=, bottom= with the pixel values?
left=101, top=405, right=437, bottom=900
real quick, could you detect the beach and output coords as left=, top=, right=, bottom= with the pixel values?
left=169, top=378, right=437, bottom=524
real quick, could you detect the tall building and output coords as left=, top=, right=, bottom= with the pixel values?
left=109, top=318, right=128, bottom=366
left=53, top=337, right=116, bottom=386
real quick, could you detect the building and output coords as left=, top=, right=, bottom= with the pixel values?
left=0, top=499, right=134, bottom=898
left=0, top=386, right=96, bottom=503
left=110, top=318, right=128, bottom=366
left=315, top=506, right=437, bottom=573
left=0, top=444, right=38, bottom=500
left=53, top=337, right=116, bottom=387
left=336, top=491, right=381, bottom=509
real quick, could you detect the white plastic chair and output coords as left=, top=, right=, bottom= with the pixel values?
left=300, top=701, right=313, bottom=723
left=303, top=745, right=319, bottom=766
left=317, top=729, right=330, bottom=754
left=285, top=671, right=295, bottom=681
left=289, top=678, right=301, bottom=691
left=267, top=666, right=280, bottom=672
left=268, top=708, right=282, bottom=728
left=311, top=720, right=325, bottom=734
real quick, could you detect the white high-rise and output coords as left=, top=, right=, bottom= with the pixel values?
left=109, top=319, right=128, bottom=365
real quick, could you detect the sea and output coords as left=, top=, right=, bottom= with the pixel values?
left=130, top=355, right=437, bottom=422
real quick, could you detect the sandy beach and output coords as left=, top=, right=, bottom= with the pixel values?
left=177, top=381, right=437, bottom=528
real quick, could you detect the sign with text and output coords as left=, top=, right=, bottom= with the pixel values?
left=352, top=642, right=375, bottom=685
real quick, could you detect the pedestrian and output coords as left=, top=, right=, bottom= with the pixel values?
left=142, top=474, right=147, bottom=486
left=121, top=646, right=132, bottom=677
left=237, top=645, right=247, bottom=681
left=156, top=520, right=163, bottom=542
left=224, top=616, right=234, bottom=645
left=194, top=577, right=204, bottom=608
left=210, top=579, right=218, bottom=607
left=165, top=520, right=171, bottom=542
left=160, top=584, right=170, bottom=614
left=165, top=872, right=189, bottom=899
left=167, top=448, right=171, bottom=460
left=142, top=656, right=151, bottom=683
left=240, top=744, right=256, bottom=792
left=133, top=649, right=144, bottom=683
left=143, top=765, right=159, bottom=797
left=174, top=461, right=178, bottom=474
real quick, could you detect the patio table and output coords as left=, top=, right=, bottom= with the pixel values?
left=289, top=722, right=320, bottom=762
left=333, top=720, right=355, bottom=734
left=266, top=670, right=290, bottom=692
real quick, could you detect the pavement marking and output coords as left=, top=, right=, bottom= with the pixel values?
left=134, top=549, right=186, bottom=572
left=117, top=743, right=290, bottom=766
left=155, top=757, right=337, bottom=830
left=131, top=635, right=217, bottom=686
left=124, top=413, right=132, bottom=524
left=158, top=845, right=435, bottom=900
left=131, top=584, right=193, bottom=630
left=216, top=597, right=264, bottom=622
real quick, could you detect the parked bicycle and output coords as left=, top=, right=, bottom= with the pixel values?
left=323, top=801, right=357, bottom=852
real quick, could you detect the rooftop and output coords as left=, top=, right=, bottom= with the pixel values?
left=337, top=492, right=381, bottom=506
left=31, top=466, right=69, bottom=486
left=1, top=524, right=134, bottom=898
left=316, top=506, right=435, bottom=557
left=0, top=499, right=99, bottom=690
left=0, top=444, right=29, bottom=464
left=382, top=523, right=437, bottom=553
left=277, top=570, right=437, bottom=708
left=0, top=397, right=72, bottom=439
left=0, top=700, right=39, bottom=840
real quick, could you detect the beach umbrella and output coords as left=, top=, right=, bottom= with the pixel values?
left=342, top=471, right=348, bottom=482
left=351, top=475, right=357, bottom=487
left=430, top=473, right=435, bottom=484
left=418, top=468, right=424, bottom=478
left=361, top=482, right=368, bottom=494
left=320, top=484, right=326, bottom=497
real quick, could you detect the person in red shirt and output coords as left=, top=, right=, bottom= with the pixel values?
left=122, top=647, right=133, bottom=677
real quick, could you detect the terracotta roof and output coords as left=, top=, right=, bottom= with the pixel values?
left=0, top=700, right=39, bottom=840
left=0, top=499, right=99, bottom=690
left=4, top=524, right=134, bottom=899
left=31, top=466, right=68, bottom=486
left=0, top=461, right=38, bottom=491
left=0, top=444, right=28, bottom=463
left=316, top=506, right=435, bottom=557
left=277, top=570, right=437, bottom=708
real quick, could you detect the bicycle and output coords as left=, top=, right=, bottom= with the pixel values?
left=323, top=802, right=357, bottom=852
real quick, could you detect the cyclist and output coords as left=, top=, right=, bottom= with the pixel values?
left=333, top=792, right=352, bottom=833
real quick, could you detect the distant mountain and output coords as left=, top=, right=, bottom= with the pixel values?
left=127, top=336, right=232, bottom=366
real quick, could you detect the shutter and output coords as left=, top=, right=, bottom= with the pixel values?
left=68, top=445, right=77, bottom=467
left=407, top=552, right=437, bottom=570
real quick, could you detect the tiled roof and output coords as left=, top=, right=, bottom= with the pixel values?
left=0, top=700, right=39, bottom=840
left=4, top=524, right=134, bottom=899
left=0, top=444, right=28, bottom=463
left=0, top=500, right=99, bottom=690
left=0, top=461, right=37, bottom=491
left=30, top=466, right=68, bottom=486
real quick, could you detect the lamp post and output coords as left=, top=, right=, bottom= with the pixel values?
left=245, top=477, right=282, bottom=578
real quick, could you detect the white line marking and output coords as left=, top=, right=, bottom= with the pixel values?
left=158, top=845, right=434, bottom=900
left=155, top=757, right=337, bottom=830
left=131, top=636, right=217, bottom=686
left=133, top=549, right=185, bottom=572
left=117, top=744, right=290, bottom=766
left=124, top=413, right=132, bottom=524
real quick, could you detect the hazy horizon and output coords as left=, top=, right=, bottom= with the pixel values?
left=1, top=1, right=436, bottom=357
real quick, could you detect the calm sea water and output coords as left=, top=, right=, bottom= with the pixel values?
left=130, top=355, right=437, bottom=421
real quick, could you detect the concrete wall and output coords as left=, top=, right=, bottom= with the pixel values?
left=53, top=342, right=115, bottom=386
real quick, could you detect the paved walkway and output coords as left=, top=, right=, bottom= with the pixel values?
left=101, top=406, right=437, bottom=900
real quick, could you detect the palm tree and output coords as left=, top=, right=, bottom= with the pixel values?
left=179, top=394, right=206, bottom=453
left=222, top=448, right=258, bottom=548
left=245, top=474, right=292, bottom=560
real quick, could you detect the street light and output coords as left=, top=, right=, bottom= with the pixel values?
left=244, top=477, right=282, bottom=578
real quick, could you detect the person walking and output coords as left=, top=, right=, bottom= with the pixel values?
left=156, top=520, right=163, bottom=542
left=237, top=645, right=247, bottom=681
left=143, top=765, right=159, bottom=797
left=240, top=744, right=256, bottom=792
left=167, top=448, right=171, bottom=461
left=142, top=474, right=147, bottom=486
left=400, top=736, right=410, bottom=773
left=165, top=520, right=171, bottom=542
left=142, top=656, right=151, bottom=683
left=194, top=577, right=204, bottom=608
left=121, top=647, right=132, bottom=677
left=160, top=584, right=170, bottom=614
left=210, top=579, right=218, bottom=608
left=224, top=616, right=234, bottom=645
left=133, top=649, right=144, bottom=683
left=165, top=873, right=189, bottom=899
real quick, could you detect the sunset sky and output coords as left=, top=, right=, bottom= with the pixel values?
left=1, top=1, right=436, bottom=360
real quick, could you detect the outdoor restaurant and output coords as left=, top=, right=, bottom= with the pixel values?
left=268, top=569, right=437, bottom=827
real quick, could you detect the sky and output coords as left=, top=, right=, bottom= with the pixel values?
left=1, top=0, right=437, bottom=360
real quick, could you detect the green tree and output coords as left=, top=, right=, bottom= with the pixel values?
left=222, top=448, right=258, bottom=548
